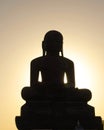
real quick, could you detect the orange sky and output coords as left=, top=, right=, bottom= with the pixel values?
left=0, top=0, right=104, bottom=129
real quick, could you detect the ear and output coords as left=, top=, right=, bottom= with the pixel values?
left=61, top=50, right=64, bottom=57
left=42, top=41, right=46, bottom=56
left=42, top=41, right=44, bottom=49
left=42, top=40, right=48, bottom=51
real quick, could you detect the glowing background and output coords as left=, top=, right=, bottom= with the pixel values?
left=0, top=0, right=104, bottom=129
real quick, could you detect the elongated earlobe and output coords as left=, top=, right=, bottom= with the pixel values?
left=42, top=41, right=46, bottom=56
left=61, top=47, right=64, bottom=57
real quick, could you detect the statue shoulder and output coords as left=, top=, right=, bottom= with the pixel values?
left=61, top=56, right=74, bottom=65
left=31, top=56, right=44, bottom=65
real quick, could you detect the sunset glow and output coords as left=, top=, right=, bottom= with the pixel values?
left=1, top=0, right=104, bottom=130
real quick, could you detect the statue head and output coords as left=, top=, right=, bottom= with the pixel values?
left=42, top=30, right=63, bottom=56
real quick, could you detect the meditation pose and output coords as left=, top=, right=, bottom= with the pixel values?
left=22, top=30, right=91, bottom=101
left=16, top=30, right=103, bottom=130
left=31, top=30, right=75, bottom=88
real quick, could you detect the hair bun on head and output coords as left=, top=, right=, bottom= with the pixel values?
left=43, top=30, right=63, bottom=53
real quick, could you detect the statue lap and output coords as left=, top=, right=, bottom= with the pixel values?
left=22, top=56, right=92, bottom=102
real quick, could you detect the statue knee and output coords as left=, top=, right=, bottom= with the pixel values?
left=78, top=88, right=92, bottom=101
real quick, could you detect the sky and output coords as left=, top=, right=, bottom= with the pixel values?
left=0, top=0, right=104, bottom=129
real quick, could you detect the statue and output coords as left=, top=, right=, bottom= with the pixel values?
left=31, top=30, right=75, bottom=88
left=15, top=30, right=103, bottom=130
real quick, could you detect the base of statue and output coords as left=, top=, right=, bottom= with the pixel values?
left=15, top=86, right=103, bottom=130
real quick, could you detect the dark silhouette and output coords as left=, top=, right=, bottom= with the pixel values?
left=15, top=30, right=103, bottom=130
left=31, top=30, right=75, bottom=87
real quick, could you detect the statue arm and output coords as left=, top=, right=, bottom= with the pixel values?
left=30, top=61, right=39, bottom=87
left=67, top=62, right=75, bottom=87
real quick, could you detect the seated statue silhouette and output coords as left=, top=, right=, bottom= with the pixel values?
left=16, top=30, right=103, bottom=130
left=31, top=30, right=75, bottom=87
left=22, top=30, right=91, bottom=102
